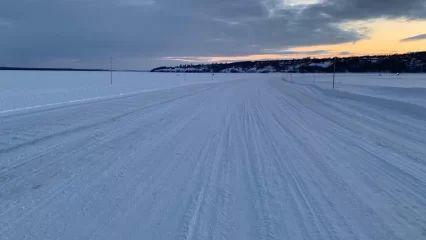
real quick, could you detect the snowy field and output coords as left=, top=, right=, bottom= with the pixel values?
left=0, top=72, right=426, bottom=239
left=0, top=71, right=245, bottom=113
left=288, top=73, right=426, bottom=107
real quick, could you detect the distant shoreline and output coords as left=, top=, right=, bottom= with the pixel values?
left=151, top=51, right=426, bottom=74
left=0, top=67, right=148, bottom=72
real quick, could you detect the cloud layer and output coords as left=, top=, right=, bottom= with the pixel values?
left=401, top=33, right=426, bottom=42
left=1, top=0, right=425, bottom=69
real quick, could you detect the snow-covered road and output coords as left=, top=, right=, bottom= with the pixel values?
left=1, top=77, right=425, bottom=239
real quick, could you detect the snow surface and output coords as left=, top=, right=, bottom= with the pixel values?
left=288, top=73, right=426, bottom=107
left=308, top=61, right=332, bottom=68
left=1, top=72, right=426, bottom=239
left=0, top=71, right=243, bottom=113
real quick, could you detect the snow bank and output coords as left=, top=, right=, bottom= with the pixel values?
left=285, top=73, right=426, bottom=107
left=314, top=85, right=426, bottom=121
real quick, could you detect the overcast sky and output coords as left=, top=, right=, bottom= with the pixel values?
left=1, top=0, right=426, bottom=70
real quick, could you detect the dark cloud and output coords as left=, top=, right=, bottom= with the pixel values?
left=303, top=0, right=426, bottom=21
left=338, top=51, right=352, bottom=56
left=400, top=33, right=426, bottom=42
left=0, top=0, right=425, bottom=69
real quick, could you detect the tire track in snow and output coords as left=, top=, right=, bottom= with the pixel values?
left=0, top=83, right=219, bottom=235
left=1, top=77, right=426, bottom=239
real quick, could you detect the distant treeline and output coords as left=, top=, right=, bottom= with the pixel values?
left=151, top=51, right=426, bottom=73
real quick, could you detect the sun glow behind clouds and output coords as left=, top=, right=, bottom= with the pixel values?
left=308, top=19, right=426, bottom=56
left=164, top=18, right=426, bottom=64
left=284, top=0, right=322, bottom=6
left=292, top=19, right=426, bottom=56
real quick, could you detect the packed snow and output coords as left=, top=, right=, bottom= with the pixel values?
left=0, top=72, right=426, bottom=239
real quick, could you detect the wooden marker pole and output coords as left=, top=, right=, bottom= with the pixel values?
left=110, top=57, right=113, bottom=85
left=332, top=58, right=336, bottom=89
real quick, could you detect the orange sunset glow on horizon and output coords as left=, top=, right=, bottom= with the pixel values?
left=164, top=19, right=426, bottom=63
left=1, top=0, right=425, bottom=69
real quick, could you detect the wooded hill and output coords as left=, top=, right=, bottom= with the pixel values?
left=152, top=52, right=426, bottom=73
